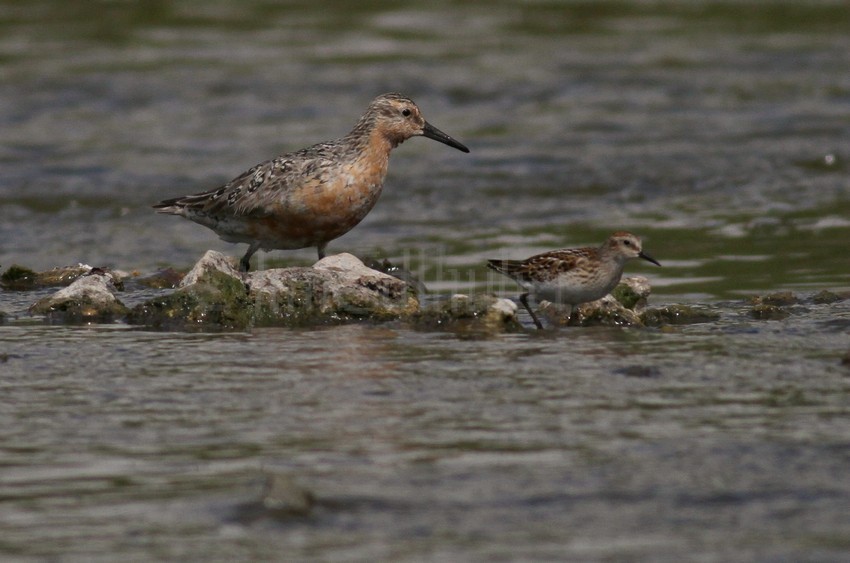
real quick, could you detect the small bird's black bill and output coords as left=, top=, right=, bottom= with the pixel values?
left=422, top=121, right=470, bottom=153
left=639, top=251, right=661, bottom=267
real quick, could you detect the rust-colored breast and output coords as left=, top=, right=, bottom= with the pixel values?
left=241, top=144, right=390, bottom=249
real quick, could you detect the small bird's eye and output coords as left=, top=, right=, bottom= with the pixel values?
left=401, top=108, right=411, bottom=117
left=623, top=239, right=631, bottom=246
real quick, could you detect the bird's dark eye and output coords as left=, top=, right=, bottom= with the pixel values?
left=401, top=108, right=411, bottom=117
left=623, top=239, right=631, bottom=246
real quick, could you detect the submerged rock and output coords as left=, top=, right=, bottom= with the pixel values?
left=127, top=252, right=251, bottom=330
left=1, top=265, right=38, bottom=290
left=260, top=473, right=315, bottom=516
left=812, top=290, right=848, bottom=305
left=570, top=295, right=643, bottom=327
left=1, top=264, right=101, bottom=291
left=750, top=303, right=791, bottom=320
left=537, top=276, right=651, bottom=328
left=641, top=304, right=721, bottom=326
left=750, top=291, right=798, bottom=307
left=415, top=293, right=520, bottom=331
left=747, top=291, right=799, bottom=320
left=133, top=268, right=185, bottom=289
left=250, top=253, right=418, bottom=325
left=29, top=271, right=128, bottom=323
left=230, top=473, right=315, bottom=524
left=129, top=251, right=418, bottom=329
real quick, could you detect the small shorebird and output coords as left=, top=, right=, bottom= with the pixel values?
left=487, top=231, right=661, bottom=329
left=154, top=92, right=469, bottom=272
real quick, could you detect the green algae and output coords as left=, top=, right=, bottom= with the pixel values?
left=641, top=305, right=721, bottom=327
left=128, top=269, right=253, bottom=330
left=1, top=265, right=38, bottom=291
left=1, top=264, right=104, bottom=291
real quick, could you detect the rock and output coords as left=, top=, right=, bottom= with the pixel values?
left=260, top=473, right=315, bottom=516
left=746, top=291, right=800, bottom=320
left=570, top=295, right=644, bottom=327
left=230, top=473, right=315, bottom=525
left=615, top=365, right=662, bottom=378
left=133, top=268, right=185, bottom=289
left=539, top=276, right=652, bottom=328
left=750, top=303, right=790, bottom=320
left=1, top=265, right=39, bottom=290
left=1, top=264, right=124, bottom=291
left=2, top=264, right=90, bottom=290
left=179, top=250, right=243, bottom=287
left=812, top=290, right=846, bottom=305
left=415, top=294, right=520, bottom=331
left=610, top=276, right=652, bottom=311
left=29, top=271, right=129, bottom=323
left=127, top=252, right=252, bottom=330
left=249, top=253, right=418, bottom=325
left=362, top=256, right=428, bottom=294
left=129, top=251, right=418, bottom=329
left=641, top=304, right=721, bottom=326
left=749, top=291, right=798, bottom=307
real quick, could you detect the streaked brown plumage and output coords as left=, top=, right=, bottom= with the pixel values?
left=488, top=231, right=661, bottom=329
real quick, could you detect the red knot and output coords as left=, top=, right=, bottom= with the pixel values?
left=154, top=92, right=469, bottom=272
left=488, top=231, right=661, bottom=329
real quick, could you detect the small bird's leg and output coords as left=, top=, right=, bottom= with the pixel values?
left=240, top=242, right=261, bottom=273
left=519, top=293, right=544, bottom=330
left=317, top=243, right=327, bottom=260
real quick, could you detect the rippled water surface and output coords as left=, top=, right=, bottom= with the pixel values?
left=2, top=1, right=850, bottom=561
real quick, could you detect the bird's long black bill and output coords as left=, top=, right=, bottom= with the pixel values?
left=639, top=251, right=661, bottom=267
left=422, top=121, right=470, bottom=153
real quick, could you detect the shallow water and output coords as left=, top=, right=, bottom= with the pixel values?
left=2, top=1, right=850, bottom=561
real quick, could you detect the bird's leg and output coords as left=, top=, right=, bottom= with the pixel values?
left=317, top=243, right=327, bottom=261
left=519, top=293, right=544, bottom=330
left=240, top=242, right=261, bottom=273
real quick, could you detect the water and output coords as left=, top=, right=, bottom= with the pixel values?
left=2, top=1, right=850, bottom=560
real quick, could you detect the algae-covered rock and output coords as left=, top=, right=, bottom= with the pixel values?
left=128, top=269, right=252, bottom=330
left=746, top=291, right=800, bottom=320
left=750, top=303, right=790, bottom=320
left=641, top=304, right=721, bottom=326
left=750, top=291, right=798, bottom=307
left=415, top=294, right=520, bottom=331
left=610, top=276, right=652, bottom=311
left=812, top=290, right=847, bottom=305
left=29, top=271, right=129, bottom=323
left=570, top=295, right=644, bottom=327
left=134, top=268, right=185, bottom=289
left=250, top=253, right=418, bottom=325
left=1, top=264, right=107, bottom=291
left=128, top=251, right=251, bottom=329
left=1, top=265, right=38, bottom=290
left=180, top=250, right=243, bottom=288
left=537, top=276, right=651, bottom=328
left=129, top=251, right=417, bottom=329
